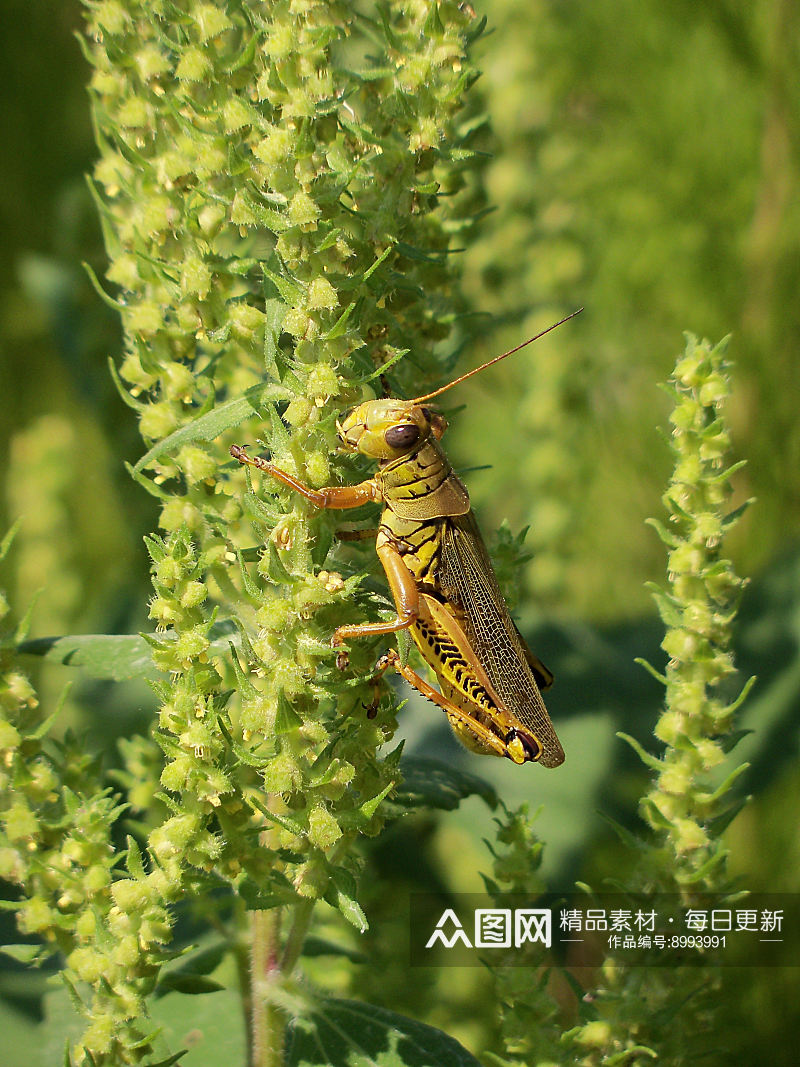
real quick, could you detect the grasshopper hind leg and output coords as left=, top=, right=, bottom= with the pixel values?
left=376, top=650, right=538, bottom=763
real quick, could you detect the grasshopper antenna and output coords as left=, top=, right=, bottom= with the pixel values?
left=410, top=307, right=583, bottom=404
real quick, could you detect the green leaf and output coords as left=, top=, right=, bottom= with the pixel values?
left=708, top=458, right=747, bottom=485
left=235, top=548, right=262, bottom=600
left=358, top=780, right=396, bottom=819
left=124, top=462, right=171, bottom=500
left=142, top=1053, right=188, bottom=1067
left=149, top=986, right=243, bottom=1066
left=604, top=1046, right=658, bottom=1064
left=225, top=33, right=257, bottom=73
left=644, top=583, right=683, bottom=629
left=156, top=940, right=228, bottom=991
left=241, top=486, right=282, bottom=528
left=11, top=587, right=41, bottom=645
left=706, top=795, right=750, bottom=837
left=286, top=996, right=484, bottom=1067
left=27, top=704, right=63, bottom=741
left=324, top=866, right=368, bottom=932
left=263, top=298, right=286, bottom=374
left=0, top=519, right=22, bottom=562
left=233, top=189, right=290, bottom=233
left=300, top=936, right=368, bottom=964
left=275, top=692, right=303, bottom=734
left=718, top=727, right=754, bottom=754
left=225, top=642, right=258, bottom=700
left=0, top=943, right=47, bottom=964
left=677, top=847, right=728, bottom=886
left=465, top=14, right=488, bottom=44
left=265, top=541, right=294, bottom=584
left=323, top=300, right=356, bottom=340
left=423, top=2, right=444, bottom=36
left=634, top=656, right=667, bottom=685
left=155, top=974, right=225, bottom=996
left=247, top=795, right=307, bottom=838
left=596, top=811, right=647, bottom=852
left=617, top=731, right=663, bottom=772
left=239, top=877, right=303, bottom=910
left=263, top=266, right=305, bottom=306
left=722, top=498, right=753, bottom=529
left=107, top=356, right=147, bottom=412
left=311, top=522, right=334, bottom=568
left=82, top=260, right=124, bottom=310
left=218, top=717, right=274, bottom=768
left=346, top=65, right=395, bottom=82
left=560, top=969, right=594, bottom=1021
left=644, top=517, right=679, bottom=548
left=126, top=835, right=147, bottom=879
left=362, top=347, right=410, bottom=383
left=267, top=403, right=292, bottom=456
left=133, top=382, right=290, bottom=473
left=713, top=674, right=757, bottom=721
left=17, top=634, right=158, bottom=681
left=394, top=240, right=449, bottom=264
left=361, top=242, right=395, bottom=283
left=388, top=757, right=498, bottom=812
left=699, top=761, right=750, bottom=804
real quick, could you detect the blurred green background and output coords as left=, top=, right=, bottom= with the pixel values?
left=1, top=2, right=798, bottom=1064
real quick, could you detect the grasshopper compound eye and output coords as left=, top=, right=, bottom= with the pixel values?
left=384, top=424, right=421, bottom=449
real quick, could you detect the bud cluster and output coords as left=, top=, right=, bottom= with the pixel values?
left=76, top=1, right=485, bottom=1060
left=0, top=530, right=163, bottom=1061
left=640, top=335, right=751, bottom=879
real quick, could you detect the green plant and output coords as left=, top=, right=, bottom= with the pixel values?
left=469, top=336, right=753, bottom=1067
left=1, top=1, right=784, bottom=1063
left=1, top=2, right=496, bottom=1064
left=561, top=335, right=753, bottom=1065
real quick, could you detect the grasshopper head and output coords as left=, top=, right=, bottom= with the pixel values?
left=337, top=399, right=447, bottom=461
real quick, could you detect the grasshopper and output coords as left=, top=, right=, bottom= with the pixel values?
left=231, top=311, right=580, bottom=768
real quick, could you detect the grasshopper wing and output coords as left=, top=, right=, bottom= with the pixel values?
left=439, top=512, right=565, bottom=767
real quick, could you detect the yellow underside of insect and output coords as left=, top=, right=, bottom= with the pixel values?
left=373, top=449, right=552, bottom=766
left=408, top=593, right=539, bottom=765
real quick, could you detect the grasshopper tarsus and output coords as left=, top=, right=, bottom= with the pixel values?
left=364, top=652, right=394, bottom=719
left=335, top=649, right=350, bottom=670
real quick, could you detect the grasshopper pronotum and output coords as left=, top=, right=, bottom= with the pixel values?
left=232, top=311, right=581, bottom=768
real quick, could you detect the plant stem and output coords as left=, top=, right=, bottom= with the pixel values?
left=250, top=907, right=285, bottom=1067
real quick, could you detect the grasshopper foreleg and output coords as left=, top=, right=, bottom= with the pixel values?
left=230, top=445, right=381, bottom=510
left=231, top=445, right=415, bottom=650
